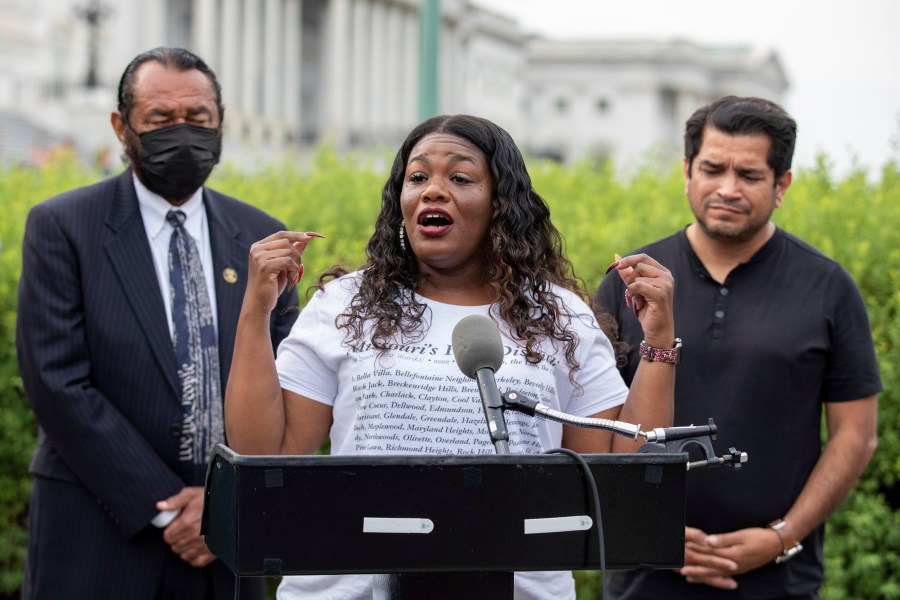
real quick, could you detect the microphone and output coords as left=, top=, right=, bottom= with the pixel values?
left=451, top=315, right=510, bottom=454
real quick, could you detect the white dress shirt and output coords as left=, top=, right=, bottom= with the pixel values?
left=133, top=174, right=219, bottom=338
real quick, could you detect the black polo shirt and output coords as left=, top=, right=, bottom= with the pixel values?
left=596, top=227, right=882, bottom=599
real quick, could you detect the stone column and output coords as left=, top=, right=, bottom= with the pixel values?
left=192, top=0, right=217, bottom=64
left=384, top=3, right=403, bottom=136
left=368, top=0, right=388, bottom=138
left=218, top=0, right=243, bottom=155
left=440, top=17, right=455, bottom=115
left=263, top=0, right=283, bottom=122
left=402, top=7, right=419, bottom=129
left=241, top=0, right=262, bottom=141
left=323, top=0, right=352, bottom=144
left=139, top=0, right=167, bottom=51
left=282, top=0, right=302, bottom=133
left=349, top=0, right=372, bottom=141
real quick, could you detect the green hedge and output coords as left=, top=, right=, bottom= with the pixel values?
left=1, top=151, right=897, bottom=598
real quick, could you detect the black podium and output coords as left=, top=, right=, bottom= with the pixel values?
left=202, top=444, right=686, bottom=598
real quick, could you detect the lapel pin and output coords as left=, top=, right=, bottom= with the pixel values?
left=223, top=268, right=238, bottom=284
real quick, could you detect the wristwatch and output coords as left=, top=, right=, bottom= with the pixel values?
left=768, top=518, right=803, bottom=563
left=638, top=338, right=682, bottom=364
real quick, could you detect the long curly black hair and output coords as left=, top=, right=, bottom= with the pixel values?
left=319, top=115, right=625, bottom=375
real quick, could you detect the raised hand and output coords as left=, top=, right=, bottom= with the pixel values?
left=245, top=231, right=324, bottom=313
left=607, top=253, right=675, bottom=347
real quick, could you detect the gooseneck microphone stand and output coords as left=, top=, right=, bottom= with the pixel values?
left=500, top=391, right=748, bottom=469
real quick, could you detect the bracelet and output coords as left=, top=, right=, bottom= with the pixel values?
left=768, top=518, right=803, bottom=563
left=638, top=338, right=681, bottom=364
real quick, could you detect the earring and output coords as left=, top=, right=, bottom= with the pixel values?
left=399, top=222, right=407, bottom=253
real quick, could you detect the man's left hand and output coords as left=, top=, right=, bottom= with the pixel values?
left=157, top=486, right=217, bottom=567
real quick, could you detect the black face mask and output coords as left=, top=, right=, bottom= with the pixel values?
left=134, top=123, right=221, bottom=201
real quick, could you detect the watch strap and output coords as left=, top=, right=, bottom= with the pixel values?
left=768, top=518, right=803, bottom=563
left=638, top=338, right=682, bottom=364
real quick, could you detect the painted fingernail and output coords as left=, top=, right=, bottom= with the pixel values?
left=289, top=264, right=304, bottom=292
left=305, top=231, right=325, bottom=238
left=604, top=260, right=620, bottom=274
left=624, top=291, right=631, bottom=308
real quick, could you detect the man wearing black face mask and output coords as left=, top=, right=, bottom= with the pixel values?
left=16, top=47, right=299, bottom=599
left=125, top=121, right=222, bottom=201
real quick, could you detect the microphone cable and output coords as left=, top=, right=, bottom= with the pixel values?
left=543, top=447, right=606, bottom=600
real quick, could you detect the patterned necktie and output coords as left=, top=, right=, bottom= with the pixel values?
left=167, top=209, right=223, bottom=482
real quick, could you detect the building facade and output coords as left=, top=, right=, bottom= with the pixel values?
left=0, top=0, right=786, bottom=167
left=523, top=38, right=789, bottom=166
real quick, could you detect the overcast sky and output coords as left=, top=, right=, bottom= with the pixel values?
left=472, top=0, right=900, bottom=176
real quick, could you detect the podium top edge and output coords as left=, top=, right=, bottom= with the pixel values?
left=212, top=444, right=687, bottom=467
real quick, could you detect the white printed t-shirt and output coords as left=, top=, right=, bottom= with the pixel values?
left=274, top=272, right=629, bottom=600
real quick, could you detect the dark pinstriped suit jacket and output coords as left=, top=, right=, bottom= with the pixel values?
left=16, top=170, right=298, bottom=598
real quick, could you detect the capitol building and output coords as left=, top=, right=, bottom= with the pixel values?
left=0, top=0, right=787, bottom=168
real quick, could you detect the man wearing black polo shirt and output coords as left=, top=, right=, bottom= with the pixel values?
left=597, top=96, right=880, bottom=599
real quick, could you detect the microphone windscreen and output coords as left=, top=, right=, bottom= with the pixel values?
left=451, top=315, right=504, bottom=379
